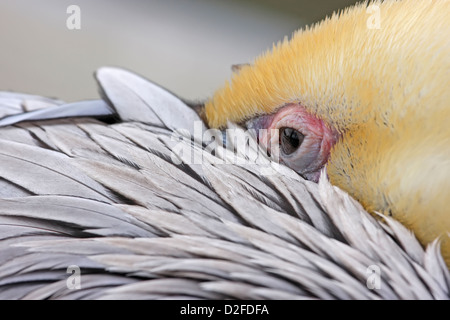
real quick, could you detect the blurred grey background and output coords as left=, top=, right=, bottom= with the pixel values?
left=0, top=0, right=358, bottom=102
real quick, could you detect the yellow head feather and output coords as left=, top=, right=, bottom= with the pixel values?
left=206, top=0, right=450, bottom=263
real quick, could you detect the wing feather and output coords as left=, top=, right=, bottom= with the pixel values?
left=0, top=67, right=448, bottom=300
left=0, top=100, right=113, bottom=127
left=96, top=67, right=206, bottom=135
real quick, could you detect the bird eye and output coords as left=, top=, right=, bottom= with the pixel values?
left=280, top=127, right=304, bottom=155
left=246, top=103, right=339, bottom=182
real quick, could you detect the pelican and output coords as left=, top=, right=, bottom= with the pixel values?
left=0, top=0, right=449, bottom=300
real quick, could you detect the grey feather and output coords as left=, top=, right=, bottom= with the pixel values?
left=0, top=140, right=115, bottom=202
left=96, top=67, right=206, bottom=135
left=0, top=92, right=63, bottom=118
left=0, top=100, right=113, bottom=127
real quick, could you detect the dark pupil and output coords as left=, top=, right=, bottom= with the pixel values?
left=280, top=127, right=304, bottom=155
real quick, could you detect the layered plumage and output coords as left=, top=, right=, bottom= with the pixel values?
left=206, top=0, right=450, bottom=264
left=0, top=0, right=449, bottom=300
left=0, top=68, right=448, bottom=300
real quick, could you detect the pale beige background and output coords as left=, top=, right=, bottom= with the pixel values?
left=0, top=0, right=357, bottom=102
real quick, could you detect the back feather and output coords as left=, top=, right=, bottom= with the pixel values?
left=0, top=66, right=448, bottom=299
